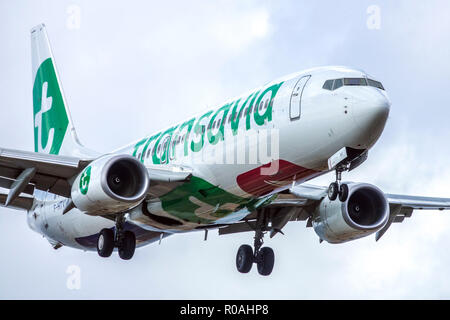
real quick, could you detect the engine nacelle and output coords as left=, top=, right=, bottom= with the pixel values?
left=71, top=154, right=149, bottom=215
left=312, top=183, right=389, bottom=243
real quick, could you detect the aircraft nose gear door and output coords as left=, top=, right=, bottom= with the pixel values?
left=289, top=75, right=310, bottom=120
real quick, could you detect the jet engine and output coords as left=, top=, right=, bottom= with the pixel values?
left=71, top=154, right=149, bottom=215
left=312, top=183, right=389, bottom=243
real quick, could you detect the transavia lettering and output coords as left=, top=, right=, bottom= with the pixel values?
left=131, top=81, right=284, bottom=164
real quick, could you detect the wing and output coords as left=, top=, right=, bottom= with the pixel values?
left=144, top=163, right=192, bottom=198
left=218, top=185, right=323, bottom=238
left=0, top=191, right=34, bottom=210
left=0, top=147, right=192, bottom=212
left=218, top=183, right=450, bottom=240
left=0, top=147, right=91, bottom=202
left=375, top=193, right=450, bottom=241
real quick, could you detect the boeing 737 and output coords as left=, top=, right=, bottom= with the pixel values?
left=2, top=24, right=449, bottom=276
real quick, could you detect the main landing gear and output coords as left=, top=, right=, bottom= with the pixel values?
left=328, top=165, right=349, bottom=202
left=236, top=211, right=275, bottom=276
left=96, top=214, right=136, bottom=260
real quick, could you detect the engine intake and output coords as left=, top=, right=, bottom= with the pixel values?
left=72, top=154, right=149, bottom=215
left=313, top=183, right=389, bottom=243
left=102, top=156, right=148, bottom=202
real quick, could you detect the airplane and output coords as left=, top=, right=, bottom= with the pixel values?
left=1, top=23, right=449, bottom=276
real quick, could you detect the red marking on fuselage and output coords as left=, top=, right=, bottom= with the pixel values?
left=236, top=159, right=321, bottom=197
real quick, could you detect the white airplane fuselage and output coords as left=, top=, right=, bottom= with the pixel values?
left=26, top=66, right=391, bottom=250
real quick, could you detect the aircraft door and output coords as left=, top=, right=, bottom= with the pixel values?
left=289, top=75, right=310, bottom=120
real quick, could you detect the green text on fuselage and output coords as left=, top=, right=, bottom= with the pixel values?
left=131, top=81, right=284, bottom=164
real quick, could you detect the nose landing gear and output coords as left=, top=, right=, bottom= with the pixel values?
left=328, top=165, right=349, bottom=202
left=96, top=214, right=136, bottom=260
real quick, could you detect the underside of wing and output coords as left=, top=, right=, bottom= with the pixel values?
left=144, top=163, right=192, bottom=198
left=386, top=194, right=450, bottom=210
left=375, top=193, right=450, bottom=241
left=0, top=191, right=34, bottom=210
left=218, top=186, right=321, bottom=238
left=250, top=183, right=450, bottom=241
left=0, top=147, right=92, bottom=209
left=0, top=147, right=193, bottom=214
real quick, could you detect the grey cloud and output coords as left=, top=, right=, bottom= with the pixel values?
left=1, top=0, right=450, bottom=299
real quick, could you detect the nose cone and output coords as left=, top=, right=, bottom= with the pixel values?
left=352, top=90, right=390, bottom=148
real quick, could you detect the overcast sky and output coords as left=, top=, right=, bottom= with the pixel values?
left=1, top=0, right=450, bottom=299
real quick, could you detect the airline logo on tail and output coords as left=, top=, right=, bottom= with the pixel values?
left=33, top=58, right=68, bottom=155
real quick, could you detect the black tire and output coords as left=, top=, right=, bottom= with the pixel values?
left=257, top=247, right=275, bottom=276
left=118, top=231, right=136, bottom=260
left=236, top=244, right=253, bottom=273
left=328, top=182, right=338, bottom=201
left=97, top=228, right=114, bottom=258
left=339, top=183, right=349, bottom=202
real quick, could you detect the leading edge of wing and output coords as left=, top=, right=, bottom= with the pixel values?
left=277, top=183, right=450, bottom=211
left=386, top=193, right=450, bottom=210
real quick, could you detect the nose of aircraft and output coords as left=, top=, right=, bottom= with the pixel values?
left=351, top=89, right=390, bottom=148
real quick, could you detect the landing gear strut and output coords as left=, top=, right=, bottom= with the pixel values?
left=236, top=210, right=275, bottom=276
left=328, top=165, right=349, bottom=202
left=96, top=214, right=136, bottom=260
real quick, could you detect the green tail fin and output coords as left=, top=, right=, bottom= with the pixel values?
left=31, top=24, right=97, bottom=157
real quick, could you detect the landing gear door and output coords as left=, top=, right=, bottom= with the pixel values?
left=289, top=75, right=310, bottom=120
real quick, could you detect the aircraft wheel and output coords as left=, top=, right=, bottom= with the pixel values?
left=257, top=247, right=275, bottom=276
left=97, top=228, right=114, bottom=258
left=339, top=183, right=349, bottom=202
left=236, top=244, right=253, bottom=273
left=328, top=182, right=339, bottom=201
left=118, top=231, right=136, bottom=260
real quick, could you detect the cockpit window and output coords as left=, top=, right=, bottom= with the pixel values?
left=333, top=78, right=343, bottom=90
left=322, top=80, right=333, bottom=90
left=367, top=79, right=384, bottom=90
left=323, top=77, right=384, bottom=91
left=344, top=78, right=367, bottom=86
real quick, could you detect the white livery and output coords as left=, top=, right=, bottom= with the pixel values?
left=1, top=24, right=449, bottom=276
